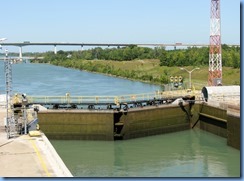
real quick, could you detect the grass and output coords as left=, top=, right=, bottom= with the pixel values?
left=80, top=59, right=240, bottom=89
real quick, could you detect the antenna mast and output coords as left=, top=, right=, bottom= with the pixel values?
left=208, top=0, right=222, bottom=86
left=4, top=50, right=17, bottom=139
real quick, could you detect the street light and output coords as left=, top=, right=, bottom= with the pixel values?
left=0, top=38, right=7, bottom=50
left=180, top=67, right=200, bottom=89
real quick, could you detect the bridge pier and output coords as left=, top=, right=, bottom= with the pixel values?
left=19, top=46, right=23, bottom=61
left=54, top=45, right=57, bottom=54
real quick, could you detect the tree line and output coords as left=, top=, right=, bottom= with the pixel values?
left=38, top=44, right=240, bottom=68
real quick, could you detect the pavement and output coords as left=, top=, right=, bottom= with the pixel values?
left=0, top=109, right=73, bottom=177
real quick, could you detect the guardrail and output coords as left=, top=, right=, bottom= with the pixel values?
left=12, top=90, right=202, bottom=105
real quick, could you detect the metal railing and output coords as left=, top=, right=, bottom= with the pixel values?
left=12, top=90, right=202, bottom=106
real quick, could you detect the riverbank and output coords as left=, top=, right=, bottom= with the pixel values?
left=36, top=59, right=240, bottom=89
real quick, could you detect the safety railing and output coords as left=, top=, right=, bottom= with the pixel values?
left=12, top=90, right=202, bottom=105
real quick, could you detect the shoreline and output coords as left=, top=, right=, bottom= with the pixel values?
left=30, top=59, right=240, bottom=87
left=31, top=61, right=166, bottom=87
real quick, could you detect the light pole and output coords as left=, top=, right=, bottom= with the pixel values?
left=22, top=94, right=28, bottom=135
left=180, top=67, right=200, bottom=89
left=0, top=38, right=7, bottom=50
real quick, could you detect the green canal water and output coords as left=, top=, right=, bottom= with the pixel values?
left=51, top=129, right=240, bottom=177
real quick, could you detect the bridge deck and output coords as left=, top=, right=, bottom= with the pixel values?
left=1, top=42, right=240, bottom=47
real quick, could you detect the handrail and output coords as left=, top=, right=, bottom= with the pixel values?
left=12, top=90, right=203, bottom=105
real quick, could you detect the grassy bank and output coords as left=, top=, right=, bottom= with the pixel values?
left=48, top=59, right=240, bottom=90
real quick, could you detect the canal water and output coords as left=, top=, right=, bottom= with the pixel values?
left=0, top=61, right=240, bottom=177
left=0, top=61, right=161, bottom=96
left=51, top=130, right=240, bottom=177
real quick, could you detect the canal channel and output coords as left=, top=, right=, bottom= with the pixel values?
left=0, top=61, right=240, bottom=177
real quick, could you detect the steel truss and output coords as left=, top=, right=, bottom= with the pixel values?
left=4, top=50, right=17, bottom=139
left=208, top=0, right=222, bottom=86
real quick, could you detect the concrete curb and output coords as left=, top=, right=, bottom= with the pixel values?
left=40, top=133, right=73, bottom=177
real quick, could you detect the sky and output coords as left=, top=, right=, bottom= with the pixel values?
left=0, top=0, right=241, bottom=52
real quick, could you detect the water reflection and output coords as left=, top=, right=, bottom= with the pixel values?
left=51, top=130, right=240, bottom=177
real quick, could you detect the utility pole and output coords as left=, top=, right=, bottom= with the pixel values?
left=208, top=0, right=222, bottom=86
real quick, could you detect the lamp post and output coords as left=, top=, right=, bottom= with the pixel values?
left=180, top=67, right=200, bottom=89
left=22, top=94, right=28, bottom=135
left=0, top=38, right=7, bottom=50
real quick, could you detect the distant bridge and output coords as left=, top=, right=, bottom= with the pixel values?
left=1, top=42, right=240, bottom=48
left=0, top=42, right=240, bottom=60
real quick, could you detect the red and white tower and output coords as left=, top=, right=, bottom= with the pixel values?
left=208, top=0, right=222, bottom=86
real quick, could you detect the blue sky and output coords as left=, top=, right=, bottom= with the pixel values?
left=0, top=0, right=241, bottom=52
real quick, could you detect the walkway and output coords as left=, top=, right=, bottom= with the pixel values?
left=0, top=109, right=72, bottom=177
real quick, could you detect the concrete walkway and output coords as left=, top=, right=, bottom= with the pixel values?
left=0, top=109, right=72, bottom=177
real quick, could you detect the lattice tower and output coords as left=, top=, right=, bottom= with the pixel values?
left=208, top=0, right=222, bottom=86
left=4, top=51, right=17, bottom=139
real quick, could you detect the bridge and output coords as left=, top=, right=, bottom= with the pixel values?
left=1, top=42, right=240, bottom=47
left=0, top=42, right=240, bottom=61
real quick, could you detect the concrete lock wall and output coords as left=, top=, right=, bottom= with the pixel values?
left=198, top=104, right=227, bottom=138
left=196, top=103, right=240, bottom=150
left=38, top=104, right=191, bottom=141
left=227, top=105, right=240, bottom=150
left=38, top=110, right=114, bottom=140
left=227, top=114, right=240, bottom=150
left=37, top=103, right=240, bottom=150
left=117, top=104, right=190, bottom=140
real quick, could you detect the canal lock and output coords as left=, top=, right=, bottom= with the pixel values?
left=113, top=105, right=128, bottom=140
